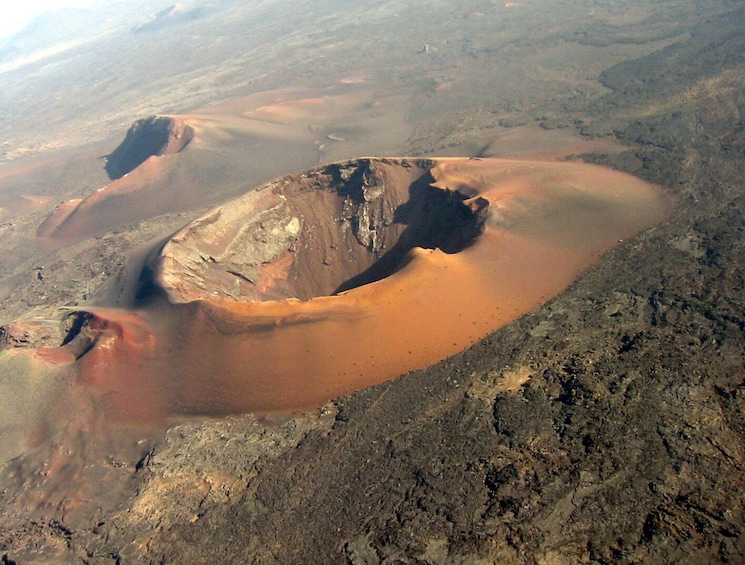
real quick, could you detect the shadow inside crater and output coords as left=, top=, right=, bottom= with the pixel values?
left=334, top=172, right=489, bottom=294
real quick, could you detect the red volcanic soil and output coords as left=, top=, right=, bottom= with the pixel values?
left=36, top=154, right=177, bottom=241
left=34, top=86, right=413, bottom=244
left=56, top=157, right=669, bottom=422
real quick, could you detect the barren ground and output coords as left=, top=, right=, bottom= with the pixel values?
left=1, top=1, right=744, bottom=563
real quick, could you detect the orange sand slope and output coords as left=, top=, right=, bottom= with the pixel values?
left=35, top=86, right=413, bottom=243
left=57, top=157, right=669, bottom=421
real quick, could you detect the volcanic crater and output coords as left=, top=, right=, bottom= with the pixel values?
left=14, top=107, right=671, bottom=418
left=154, top=158, right=488, bottom=304
left=45, top=154, right=670, bottom=418
left=105, top=115, right=194, bottom=180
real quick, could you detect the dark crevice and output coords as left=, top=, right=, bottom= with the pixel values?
left=334, top=172, right=488, bottom=294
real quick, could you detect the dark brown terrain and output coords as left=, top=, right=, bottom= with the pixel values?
left=0, top=0, right=744, bottom=563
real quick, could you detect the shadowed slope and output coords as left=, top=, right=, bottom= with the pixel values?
left=105, top=115, right=193, bottom=180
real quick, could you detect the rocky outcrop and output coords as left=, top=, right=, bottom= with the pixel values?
left=0, top=319, right=61, bottom=350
